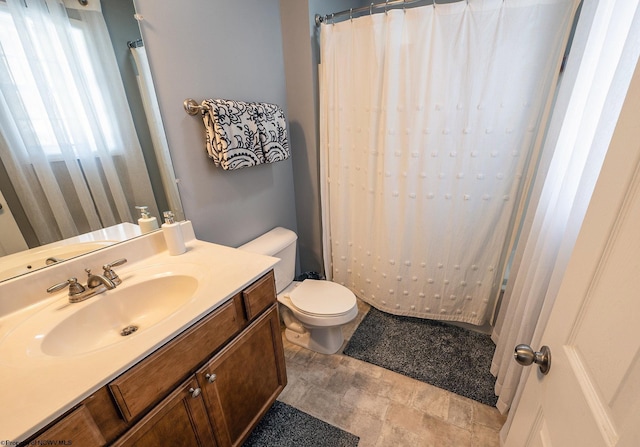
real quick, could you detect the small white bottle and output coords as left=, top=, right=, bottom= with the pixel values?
left=135, top=206, right=159, bottom=234
left=162, top=211, right=186, bottom=255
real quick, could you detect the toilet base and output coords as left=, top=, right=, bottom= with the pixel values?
left=284, top=326, right=345, bottom=355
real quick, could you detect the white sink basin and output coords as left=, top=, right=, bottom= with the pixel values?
left=0, top=263, right=205, bottom=358
left=41, top=274, right=198, bottom=357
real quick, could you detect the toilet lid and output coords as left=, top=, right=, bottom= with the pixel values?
left=289, top=280, right=356, bottom=316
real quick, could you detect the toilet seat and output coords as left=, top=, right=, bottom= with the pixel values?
left=286, top=280, right=356, bottom=317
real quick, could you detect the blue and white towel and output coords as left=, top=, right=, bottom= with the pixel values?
left=201, top=99, right=290, bottom=170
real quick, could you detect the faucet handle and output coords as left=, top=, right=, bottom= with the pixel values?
left=104, top=258, right=127, bottom=270
left=103, top=258, right=127, bottom=285
left=47, top=277, right=86, bottom=296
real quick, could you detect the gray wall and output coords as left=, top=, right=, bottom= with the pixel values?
left=133, top=0, right=298, bottom=249
left=132, top=1, right=372, bottom=267
left=279, top=0, right=369, bottom=275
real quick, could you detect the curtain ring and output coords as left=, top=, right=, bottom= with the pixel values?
left=433, top=0, right=437, bottom=8
left=404, top=0, right=407, bottom=13
left=350, top=8, right=353, bottom=21
left=385, top=0, right=389, bottom=14
left=331, top=13, right=335, bottom=25
left=370, top=3, right=374, bottom=15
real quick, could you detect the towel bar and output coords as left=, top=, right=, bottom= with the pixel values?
left=183, top=99, right=210, bottom=116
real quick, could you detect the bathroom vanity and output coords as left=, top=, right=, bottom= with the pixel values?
left=0, top=223, right=286, bottom=446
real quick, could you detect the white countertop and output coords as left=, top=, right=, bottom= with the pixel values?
left=0, top=224, right=278, bottom=442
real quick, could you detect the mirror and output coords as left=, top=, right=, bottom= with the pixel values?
left=0, top=0, right=183, bottom=282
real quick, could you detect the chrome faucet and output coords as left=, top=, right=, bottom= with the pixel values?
left=85, top=269, right=117, bottom=290
left=101, top=258, right=127, bottom=286
left=47, top=258, right=127, bottom=303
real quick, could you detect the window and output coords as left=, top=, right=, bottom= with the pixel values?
left=0, top=3, right=118, bottom=158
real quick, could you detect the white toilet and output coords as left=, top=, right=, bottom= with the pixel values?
left=239, top=227, right=358, bottom=354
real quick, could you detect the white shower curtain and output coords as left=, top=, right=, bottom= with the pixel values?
left=319, top=0, right=578, bottom=325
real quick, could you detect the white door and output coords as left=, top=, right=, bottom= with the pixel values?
left=504, top=59, right=640, bottom=445
left=0, top=189, right=28, bottom=256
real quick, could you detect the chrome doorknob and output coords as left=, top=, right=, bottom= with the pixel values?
left=514, top=344, right=551, bottom=375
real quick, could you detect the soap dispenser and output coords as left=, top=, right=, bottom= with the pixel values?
left=162, top=211, right=186, bottom=255
left=135, top=206, right=159, bottom=234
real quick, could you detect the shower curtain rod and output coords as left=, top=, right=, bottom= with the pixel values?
left=315, top=0, right=435, bottom=26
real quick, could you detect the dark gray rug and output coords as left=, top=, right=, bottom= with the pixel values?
left=343, top=307, right=498, bottom=407
left=243, top=401, right=359, bottom=447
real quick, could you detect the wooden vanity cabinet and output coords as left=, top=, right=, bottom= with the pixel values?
left=197, top=305, right=286, bottom=447
left=31, top=405, right=106, bottom=446
left=115, top=305, right=285, bottom=447
left=22, top=270, right=285, bottom=447
left=111, top=377, right=216, bottom=447
left=109, top=296, right=245, bottom=423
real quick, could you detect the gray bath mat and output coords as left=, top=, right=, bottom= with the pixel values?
left=343, top=307, right=498, bottom=407
left=243, top=401, right=359, bottom=447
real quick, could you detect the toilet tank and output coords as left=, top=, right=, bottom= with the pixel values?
left=238, top=227, right=297, bottom=294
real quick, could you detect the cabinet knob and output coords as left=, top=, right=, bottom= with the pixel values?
left=205, top=373, right=217, bottom=383
left=188, top=387, right=201, bottom=398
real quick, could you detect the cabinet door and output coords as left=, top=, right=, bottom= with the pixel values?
left=32, top=405, right=106, bottom=446
left=197, top=305, right=286, bottom=447
left=112, top=377, right=216, bottom=447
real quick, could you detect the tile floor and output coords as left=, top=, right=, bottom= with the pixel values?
left=277, top=299, right=507, bottom=446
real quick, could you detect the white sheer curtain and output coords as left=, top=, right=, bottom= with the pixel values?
left=319, top=0, right=577, bottom=326
left=0, top=0, right=157, bottom=245
left=491, top=0, right=640, bottom=415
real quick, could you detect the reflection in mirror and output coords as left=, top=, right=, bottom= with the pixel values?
left=0, top=0, right=183, bottom=281
left=0, top=222, right=140, bottom=282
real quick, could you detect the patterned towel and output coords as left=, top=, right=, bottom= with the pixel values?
left=202, top=99, right=264, bottom=170
left=254, top=102, right=290, bottom=163
left=201, top=99, right=290, bottom=170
